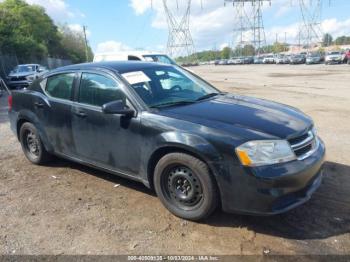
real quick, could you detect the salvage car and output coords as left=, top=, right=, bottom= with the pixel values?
left=290, top=54, right=306, bottom=64
left=263, top=55, right=275, bottom=64
left=275, top=55, right=289, bottom=64
left=306, top=53, right=323, bottom=65
left=253, top=56, right=264, bottom=64
left=325, top=51, right=343, bottom=64
left=7, top=64, right=48, bottom=89
left=8, top=61, right=325, bottom=220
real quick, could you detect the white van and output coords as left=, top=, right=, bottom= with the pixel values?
left=93, top=51, right=177, bottom=65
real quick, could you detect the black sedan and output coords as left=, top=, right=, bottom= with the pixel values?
left=8, top=61, right=325, bottom=220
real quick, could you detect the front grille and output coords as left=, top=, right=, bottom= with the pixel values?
left=10, top=76, right=26, bottom=81
left=288, top=130, right=318, bottom=160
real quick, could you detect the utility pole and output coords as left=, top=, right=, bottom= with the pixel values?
left=285, top=31, right=287, bottom=52
left=83, top=25, right=89, bottom=62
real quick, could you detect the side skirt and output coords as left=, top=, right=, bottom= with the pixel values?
left=53, top=151, right=151, bottom=188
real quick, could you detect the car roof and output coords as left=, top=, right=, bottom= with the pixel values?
left=51, top=61, right=173, bottom=74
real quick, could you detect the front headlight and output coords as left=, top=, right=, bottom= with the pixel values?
left=235, top=140, right=296, bottom=167
left=26, top=75, right=34, bottom=81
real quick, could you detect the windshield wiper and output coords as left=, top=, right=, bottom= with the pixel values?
left=149, top=100, right=196, bottom=108
left=196, top=93, right=220, bottom=101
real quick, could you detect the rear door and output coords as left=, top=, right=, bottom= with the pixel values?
left=39, top=72, right=77, bottom=156
left=71, top=71, right=141, bottom=176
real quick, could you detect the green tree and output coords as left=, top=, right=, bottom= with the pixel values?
left=221, top=46, right=232, bottom=59
left=334, top=36, right=350, bottom=45
left=322, top=33, right=333, bottom=47
left=59, top=24, right=93, bottom=63
left=0, top=0, right=93, bottom=63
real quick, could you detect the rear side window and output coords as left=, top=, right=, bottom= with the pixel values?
left=79, top=73, right=126, bottom=107
left=46, top=73, right=75, bottom=100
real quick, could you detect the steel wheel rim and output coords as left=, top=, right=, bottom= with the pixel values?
left=24, top=130, right=40, bottom=157
left=162, top=165, right=203, bottom=210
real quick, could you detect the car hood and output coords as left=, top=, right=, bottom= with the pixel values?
left=156, top=94, right=312, bottom=139
left=8, top=72, right=35, bottom=77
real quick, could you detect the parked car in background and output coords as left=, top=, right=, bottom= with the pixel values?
left=290, top=54, right=306, bottom=65
left=7, top=64, right=48, bottom=89
left=254, top=56, right=264, bottom=64
left=275, top=55, right=289, bottom=64
left=325, top=51, right=343, bottom=65
left=218, top=59, right=228, bottom=65
left=8, top=61, right=325, bottom=220
left=263, top=55, right=275, bottom=64
left=232, top=57, right=245, bottom=65
left=243, top=56, right=254, bottom=64
left=306, top=53, right=323, bottom=65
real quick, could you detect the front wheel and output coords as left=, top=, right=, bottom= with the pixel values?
left=19, top=122, right=51, bottom=164
left=154, top=153, right=219, bottom=221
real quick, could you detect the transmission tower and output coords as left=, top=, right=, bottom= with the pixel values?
left=298, top=0, right=323, bottom=49
left=162, top=0, right=196, bottom=60
left=224, top=0, right=271, bottom=55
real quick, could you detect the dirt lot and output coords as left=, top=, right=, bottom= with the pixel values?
left=0, top=64, right=349, bottom=255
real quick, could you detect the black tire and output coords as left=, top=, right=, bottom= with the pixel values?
left=19, top=122, right=51, bottom=164
left=153, top=153, right=218, bottom=221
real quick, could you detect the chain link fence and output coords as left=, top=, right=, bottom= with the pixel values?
left=0, top=53, right=72, bottom=80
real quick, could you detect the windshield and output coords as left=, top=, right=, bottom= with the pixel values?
left=13, top=65, right=36, bottom=73
left=121, top=66, right=220, bottom=108
left=143, top=55, right=176, bottom=65
left=328, top=52, right=341, bottom=55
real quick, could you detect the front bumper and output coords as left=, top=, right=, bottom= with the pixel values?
left=326, top=59, right=342, bottom=64
left=7, top=80, right=32, bottom=89
left=218, top=138, right=325, bottom=215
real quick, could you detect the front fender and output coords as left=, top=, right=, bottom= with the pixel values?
left=140, top=131, right=225, bottom=187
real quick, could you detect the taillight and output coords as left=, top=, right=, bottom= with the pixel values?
left=8, top=95, right=12, bottom=111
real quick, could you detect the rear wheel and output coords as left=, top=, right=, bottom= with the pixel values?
left=154, top=153, right=218, bottom=221
left=19, top=122, right=51, bottom=164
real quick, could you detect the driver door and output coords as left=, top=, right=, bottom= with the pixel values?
left=71, top=71, right=141, bottom=176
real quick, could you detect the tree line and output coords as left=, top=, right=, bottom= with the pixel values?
left=177, top=32, right=350, bottom=63
left=0, top=0, right=93, bottom=64
left=176, top=42, right=289, bottom=63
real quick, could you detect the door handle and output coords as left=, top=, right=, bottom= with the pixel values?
left=74, top=111, right=87, bottom=118
left=34, top=102, right=44, bottom=108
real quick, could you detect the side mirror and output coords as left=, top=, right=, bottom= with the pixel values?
left=102, top=100, right=135, bottom=117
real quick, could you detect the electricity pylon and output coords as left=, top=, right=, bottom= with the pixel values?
left=163, top=0, right=196, bottom=61
left=225, top=0, right=271, bottom=55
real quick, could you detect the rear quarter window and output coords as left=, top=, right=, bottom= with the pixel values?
left=46, top=73, right=75, bottom=100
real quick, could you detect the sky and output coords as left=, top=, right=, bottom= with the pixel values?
left=18, top=0, right=350, bottom=54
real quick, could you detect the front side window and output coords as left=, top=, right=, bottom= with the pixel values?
left=79, top=73, right=126, bottom=107
left=121, top=66, right=219, bottom=108
left=46, top=73, right=75, bottom=100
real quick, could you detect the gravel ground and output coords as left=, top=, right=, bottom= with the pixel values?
left=0, top=64, right=349, bottom=255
